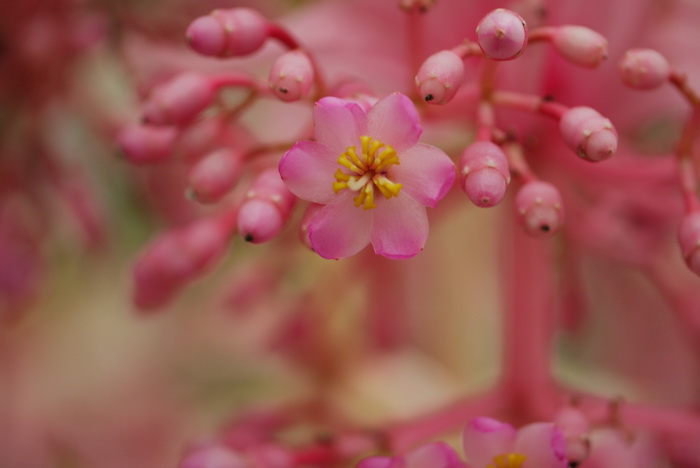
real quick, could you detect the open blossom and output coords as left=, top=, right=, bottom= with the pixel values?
left=278, top=93, right=455, bottom=260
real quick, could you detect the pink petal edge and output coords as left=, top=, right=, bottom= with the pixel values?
left=313, top=97, right=368, bottom=156
left=367, top=93, right=423, bottom=152
left=390, top=143, right=455, bottom=208
left=370, top=195, right=428, bottom=260
left=308, top=192, right=373, bottom=260
left=279, top=140, right=337, bottom=205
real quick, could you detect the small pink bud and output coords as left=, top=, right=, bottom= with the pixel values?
left=143, top=73, right=217, bottom=126
left=186, top=8, right=269, bottom=58
left=415, top=50, right=464, bottom=104
left=551, top=26, right=608, bottom=68
left=188, top=149, right=244, bottom=204
left=179, top=444, right=247, bottom=468
left=268, top=50, right=314, bottom=102
left=117, top=124, right=176, bottom=164
left=678, top=212, right=700, bottom=275
left=560, top=106, right=617, bottom=162
left=238, top=170, right=296, bottom=244
left=176, top=118, right=226, bottom=162
left=515, top=180, right=564, bottom=236
left=458, top=141, right=510, bottom=207
left=476, top=8, right=528, bottom=61
left=619, top=48, right=671, bottom=90
left=299, top=203, right=323, bottom=250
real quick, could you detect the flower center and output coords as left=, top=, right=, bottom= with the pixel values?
left=332, top=135, right=403, bottom=210
left=486, top=453, right=527, bottom=468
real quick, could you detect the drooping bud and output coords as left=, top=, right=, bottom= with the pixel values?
left=187, top=149, right=244, bottom=204
left=117, top=124, right=177, bottom=164
left=186, top=8, right=269, bottom=58
left=268, top=50, right=314, bottom=102
left=560, top=106, right=617, bottom=162
left=458, top=141, right=510, bottom=207
left=476, top=8, right=528, bottom=61
left=415, top=50, right=464, bottom=104
left=551, top=26, right=608, bottom=68
left=142, top=73, right=217, bottom=126
left=238, top=169, right=296, bottom=244
left=619, top=48, right=671, bottom=90
left=515, top=180, right=564, bottom=236
left=299, top=203, right=323, bottom=250
left=678, top=212, right=700, bottom=276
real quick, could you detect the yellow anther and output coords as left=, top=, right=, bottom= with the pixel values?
left=332, top=181, right=348, bottom=193
left=345, top=146, right=366, bottom=170
left=334, top=169, right=350, bottom=181
left=485, top=453, right=527, bottom=468
left=338, top=153, right=365, bottom=174
left=374, top=176, right=402, bottom=198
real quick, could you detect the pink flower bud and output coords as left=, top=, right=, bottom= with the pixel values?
left=515, top=180, right=564, bottom=236
left=188, top=149, right=244, bottom=204
left=551, top=26, right=608, bottom=68
left=560, top=106, right=617, bottom=162
left=619, top=48, right=671, bottom=90
left=414, top=50, right=464, bottom=104
left=458, top=141, right=510, bottom=207
left=186, top=8, right=269, bottom=58
left=476, top=9, right=528, bottom=61
left=176, top=118, right=226, bottom=162
left=678, top=212, right=700, bottom=275
left=299, top=203, right=323, bottom=250
left=142, top=73, right=217, bottom=126
left=117, top=124, right=177, bottom=164
left=179, top=444, right=247, bottom=468
left=268, top=50, right=314, bottom=102
left=238, top=170, right=296, bottom=244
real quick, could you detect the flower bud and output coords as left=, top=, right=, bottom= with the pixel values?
left=555, top=407, right=591, bottom=464
left=268, top=50, right=314, bottom=102
left=560, top=106, right=617, bottom=162
left=678, top=212, right=700, bottom=276
left=186, top=8, right=269, bottom=58
left=299, top=203, right=323, bottom=250
left=476, top=9, right=528, bottom=61
left=458, top=141, right=510, bottom=207
left=238, top=170, right=296, bottom=244
left=551, top=26, right=608, bottom=68
left=179, top=444, right=247, bottom=468
left=187, top=149, right=244, bottom=204
left=619, top=48, right=670, bottom=90
left=142, top=73, right=217, bottom=126
left=117, top=124, right=176, bottom=164
left=176, top=118, right=226, bottom=162
left=515, top=180, right=564, bottom=236
left=415, top=50, right=464, bottom=104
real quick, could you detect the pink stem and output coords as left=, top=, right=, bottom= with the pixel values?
left=492, top=90, right=568, bottom=119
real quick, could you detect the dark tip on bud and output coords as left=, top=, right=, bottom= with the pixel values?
left=424, top=94, right=434, bottom=102
left=569, top=462, right=580, bottom=468
left=543, top=94, right=555, bottom=102
left=244, top=234, right=254, bottom=242
left=540, top=224, right=550, bottom=232
left=278, top=87, right=288, bottom=94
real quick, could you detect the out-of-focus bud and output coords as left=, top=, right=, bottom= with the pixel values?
left=515, top=180, right=564, bottom=236
left=476, top=8, right=528, bottom=61
left=678, top=211, right=700, bottom=276
left=117, top=124, right=177, bottom=164
left=458, top=141, right=510, bottom=207
left=268, top=50, right=314, bottom=102
left=619, top=48, right=671, bottom=90
left=176, top=118, right=226, bottom=162
left=188, top=149, right=244, bottom=204
left=551, top=26, right=608, bottom=68
left=299, top=203, right=323, bottom=250
left=179, top=444, right=247, bottom=468
left=142, top=73, right=217, bottom=126
left=560, top=106, right=617, bottom=162
left=415, top=50, right=465, bottom=104
left=238, top=170, right=296, bottom=244
left=555, top=407, right=591, bottom=465
left=186, top=8, right=269, bottom=58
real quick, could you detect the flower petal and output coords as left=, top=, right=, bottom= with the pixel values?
left=308, top=192, right=372, bottom=259
left=390, top=143, right=455, bottom=208
left=279, top=140, right=337, bottom=204
left=462, top=417, right=517, bottom=468
left=370, top=195, right=428, bottom=259
left=405, top=442, right=466, bottom=468
left=367, top=93, right=422, bottom=152
left=313, top=97, right=368, bottom=156
left=515, top=423, right=568, bottom=468
left=357, top=456, right=406, bottom=468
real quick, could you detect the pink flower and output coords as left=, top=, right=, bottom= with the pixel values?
left=357, top=441, right=466, bottom=468
left=462, top=417, right=567, bottom=468
left=278, top=93, right=455, bottom=260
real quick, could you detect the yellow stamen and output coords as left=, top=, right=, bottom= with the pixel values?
left=485, top=453, right=527, bottom=468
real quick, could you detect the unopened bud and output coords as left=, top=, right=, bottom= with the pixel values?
left=176, top=118, right=226, bottom=162
left=238, top=170, right=296, bottom=244
left=619, top=48, right=670, bottom=90
left=560, top=106, right=617, bottom=162
left=415, top=50, right=464, bottom=104
left=268, top=50, right=314, bottom=102
left=186, top=8, right=269, bottom=58
left=458, top=141, right=510, bottom=207
left=143, top=73, right=217, bottom=125
left=117, top=124, right=176, bottom=164
left=179, top=444, right=247, bottom=468
left=476, top=9, right=528, bottom=61
left=552, top=26, right=608, bottom=68
left=678, top=212, right=700, bottom=276
left=188, top=149, right=244, bottom=204
left=515, top=181, right=564, bottom=236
